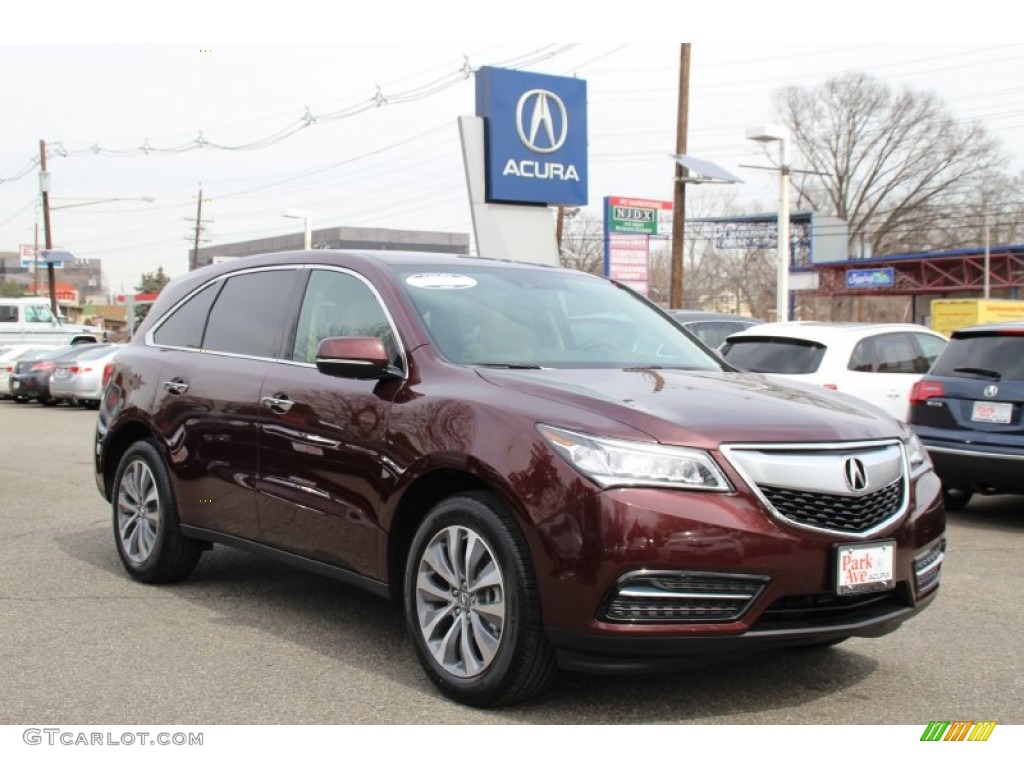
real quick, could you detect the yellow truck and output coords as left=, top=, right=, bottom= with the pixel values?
left=929, top=298, right=1024, bottom=337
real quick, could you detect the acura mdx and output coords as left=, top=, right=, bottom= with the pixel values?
left=95, top=250, right=946, bottom=707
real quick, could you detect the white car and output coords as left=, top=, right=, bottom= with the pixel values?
left=0, top=297, right=104, bottom=346
left=720, top=322, right=948, bottom=421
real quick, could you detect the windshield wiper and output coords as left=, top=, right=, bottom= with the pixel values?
left=953, top=366, right=1002, bottom=380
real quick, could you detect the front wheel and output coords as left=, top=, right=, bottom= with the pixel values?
left=404, top=492, right=556, bottom=707
left=942, top=487, right=973, bottom=512
left=112, top=440, right=202, bottom=583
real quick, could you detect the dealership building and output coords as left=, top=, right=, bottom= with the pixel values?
left=193, top=225, right=471, bottom=269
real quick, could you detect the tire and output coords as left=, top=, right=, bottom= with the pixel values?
left=404, top=492, right=556, bottom=707
left=942, top=487, right=972, bottom=512
left=40, top=397, right=58, bottom=407
left=83, top=400, right=100, bottom=410
left=112, top=440, right=202, bottom=583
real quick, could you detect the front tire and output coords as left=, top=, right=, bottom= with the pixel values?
left=942, top=487, right=973, bottom=512
left=404, top=492, right=556, bottom=707
left=112, top=440, right=202, bottom=583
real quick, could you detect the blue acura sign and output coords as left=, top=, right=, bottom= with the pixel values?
left=475, top=66, right=588, bottom=206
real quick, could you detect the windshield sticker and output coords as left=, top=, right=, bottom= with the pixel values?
left=405, top=273, right=478, bottom=290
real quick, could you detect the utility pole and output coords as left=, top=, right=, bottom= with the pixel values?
left=39, top=139, right=57, bottom=315
left=191, top=184, right=203, bottom=271
left=33, top=222, right=39, bottom=294
left=669, top=44, right=691, bottom=309
left=186, top=183, right=211, bottom=271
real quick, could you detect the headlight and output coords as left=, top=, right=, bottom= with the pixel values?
left=905, top=431, right=932, bottom=477
left=538, top=424, right=731, bottom=491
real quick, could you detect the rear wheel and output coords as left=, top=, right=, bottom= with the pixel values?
left=112, top=440, right=202, bottom=583
left=404, top=492, right=556, bottom=707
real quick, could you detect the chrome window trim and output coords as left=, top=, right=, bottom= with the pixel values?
left=144, top=263, right=408, bottom=380
left=720, top=438, right=911, bottom=540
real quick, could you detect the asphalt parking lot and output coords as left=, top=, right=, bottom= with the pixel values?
left=0, top=398, right=1021, bottom=725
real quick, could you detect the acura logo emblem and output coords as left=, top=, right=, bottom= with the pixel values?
left=984, top=384, right=999, bottom=398
left=843, top=457, right=868, bottom=493
left=516, top=89, right=568, bottom=154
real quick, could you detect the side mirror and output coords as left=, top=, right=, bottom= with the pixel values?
left=315, top=336, right=398, bottom=380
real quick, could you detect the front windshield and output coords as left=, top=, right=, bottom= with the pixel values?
left=394, top=264, right=722, bottom=370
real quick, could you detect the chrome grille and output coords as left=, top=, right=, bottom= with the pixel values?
left=602, top=571, right=768, bottom=624
left=761, top=479, right=904, bottom=534
left=721, top=440, right=911, bottom=538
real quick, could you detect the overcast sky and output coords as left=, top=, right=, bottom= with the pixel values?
left=3, top=4, right=1023, bottom=294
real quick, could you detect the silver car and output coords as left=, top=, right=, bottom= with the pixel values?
left=49, top=344, right=123, bottom=409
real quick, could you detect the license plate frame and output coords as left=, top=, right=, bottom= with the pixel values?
left=971, top=400, right=1012, bottom=424
left=835, top=540, right=896, bottom=596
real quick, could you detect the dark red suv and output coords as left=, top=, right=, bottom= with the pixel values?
left=95, top=250, right=945, bottom=707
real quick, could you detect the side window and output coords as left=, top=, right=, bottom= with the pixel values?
left=848, top=338, right=876, bottom=372
left=204, top=270, right=298, bottom=358
left=24, top=305, right=52, bottom=323
left=873, top=333, right=920, bottom=374
left=0, top=306, right=17, bottom=323
left=912, top=333, right=947, bottom=373
left=291, top=269, right=394, bottom=364
left=153, top=282, right=221, bottom=349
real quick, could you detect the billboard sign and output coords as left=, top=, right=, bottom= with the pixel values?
left=475, top=66, right=588, bottom=206
left=606, top=197, right=672, bottom=236
left=20, top=245, right=68, bottom=269
left=846, top=267, right=895, bottom=289
left=605, top=234, right=650, bottom=296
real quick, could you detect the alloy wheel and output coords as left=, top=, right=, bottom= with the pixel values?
left=414, top=525, right=506, bottom=678
left=116, top=458, right=161, bottom=564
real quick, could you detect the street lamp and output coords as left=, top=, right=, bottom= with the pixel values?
left=283, top=208, right=312, bottom=251
left=746, top=124, right=791, bottom=323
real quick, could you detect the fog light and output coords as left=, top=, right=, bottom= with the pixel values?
left=913, top=539, right=945, bottom=596
left=601, top=571, right=769, bottom=624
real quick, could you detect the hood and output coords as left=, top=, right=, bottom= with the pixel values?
left=475, top=367, right=900, bottom=449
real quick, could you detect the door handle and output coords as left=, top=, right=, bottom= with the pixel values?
left=261, top=395, right=295, bottom=414
left=162, top=378, right=189, bottom=395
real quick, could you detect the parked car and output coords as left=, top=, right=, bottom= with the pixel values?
left=667, top=310, right=762, bottom=349
left=908, top=321, right=1024, bottom=510
left=720, top=322, right=948, bottom=422
left=0, top=297, right=103, bottom=346
left=49, top=343, right=122, bottom=409
left=8, top=345, right=82, bottom=405
left=95, top=251, right=944, bottom=707
left=1, top=345, right=53, bottom=399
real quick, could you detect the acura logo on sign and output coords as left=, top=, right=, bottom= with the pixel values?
left=516, top=89, right=568, bottom=153
left=984, top=385, right=999, bottom=398
left=843, top=457, right=869, bottom=493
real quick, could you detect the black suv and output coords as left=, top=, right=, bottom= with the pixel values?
left=908, top=321, right=1024, bottom=510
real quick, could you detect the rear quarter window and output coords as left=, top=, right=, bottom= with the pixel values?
left=720, top=337, right=826, bottom=374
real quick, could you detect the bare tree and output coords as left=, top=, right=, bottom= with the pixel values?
left=773, top=72, right=1008, bottom=257
left=558, top=213, right=605, bottom=275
